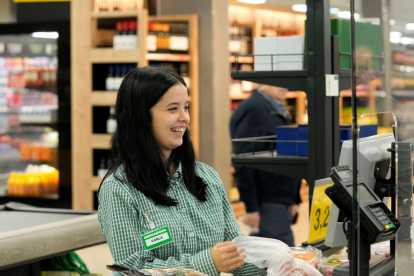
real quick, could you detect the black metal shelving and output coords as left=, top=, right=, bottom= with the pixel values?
left=231, top=70, right=308, bottom=91
left=231, top=0, right=340, bottom=207
left=232, top=151, right=308, bottom=180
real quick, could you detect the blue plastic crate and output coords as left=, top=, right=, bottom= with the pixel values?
left=276, top=126, right=297, bottom=155
left=297, top=125, right=308, bottom=156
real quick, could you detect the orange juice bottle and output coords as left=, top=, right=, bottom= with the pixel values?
left=7, top=173, right=16, bottom=196
left=31, top=143, right=41, bottom=161
left=20, top=141, right=31, bottom=161
left=51, top=168, right=59, bottom=194
left=39, top=165, right=48, bottom=195
left=40, top=145, right=51, bottom=161
left=16, top=173, right=25, bottom=197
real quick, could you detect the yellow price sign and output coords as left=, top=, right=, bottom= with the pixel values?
left=308, top=182, right=334, bottom=243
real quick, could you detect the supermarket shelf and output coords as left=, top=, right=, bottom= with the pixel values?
left=92, top=176, right=103, bottom=191
left=90, top=10, right=139, bottom=19
left=229, top=56, right=254, bottom=64
left=90, top=48, right=140, bottom=63
left=230, top=91, right=301, bottom=101
left=146, top=53, right=190, bottom=62
left=231, top=70, right=307, bottom=92
left=91, top=92, right=117, bottom=106
left=232, top=150, right=308, bottom=179
left=0, top=126, right=49, bottom=136
left=91, top=134, right=112, bottom=149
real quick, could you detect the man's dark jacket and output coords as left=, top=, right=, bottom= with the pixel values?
left=229, top=90, right=301, bottom=213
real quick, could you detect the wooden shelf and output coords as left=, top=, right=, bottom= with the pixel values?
left=146, top=53, right=190, bottom=62
left=229, top=56, right=254, bottom=64
left=91, top=92, right=117, bottom=106
left=90, top=48, right=140, bottom=63
left=90, top=10, right=139, bottom=18
left=92, top=176, right=102, bottom=191
left=91, top=134, right=112, bottom=149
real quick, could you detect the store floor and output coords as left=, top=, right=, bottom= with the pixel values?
left=75, top=200, right=309, bottom=276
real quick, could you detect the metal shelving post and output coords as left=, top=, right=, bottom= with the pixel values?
left=306, top=0, right=340, bottom=205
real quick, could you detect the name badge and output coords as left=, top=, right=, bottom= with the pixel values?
left=141, top=226, right=173, bottom=250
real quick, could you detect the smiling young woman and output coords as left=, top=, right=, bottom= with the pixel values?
left=97, top=67, right=264, bottom=276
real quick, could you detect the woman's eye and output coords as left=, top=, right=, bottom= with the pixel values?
left=185, top=106, right=189, bottom=110
left=168, top=107, right=177, bottom=111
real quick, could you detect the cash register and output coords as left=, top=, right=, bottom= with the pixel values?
left=322, top=133, right=413, bottom=275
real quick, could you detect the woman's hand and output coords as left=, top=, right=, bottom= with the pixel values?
left=211, top=241, right=246, bottom=272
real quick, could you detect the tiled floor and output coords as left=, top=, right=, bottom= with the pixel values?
left=75, top=200, right=309, bottom=276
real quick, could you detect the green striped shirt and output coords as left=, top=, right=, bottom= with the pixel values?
left=98, top=162, right=263, bottom=276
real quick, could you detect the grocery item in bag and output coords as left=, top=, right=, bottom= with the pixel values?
left=291, top=246, right=322, bottom=269
left=234, top=236, right=322, bottom=276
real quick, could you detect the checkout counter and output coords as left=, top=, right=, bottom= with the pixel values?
left=310, top=133, right=414, bottom=275
left=0, top=202, right=105, bottom=275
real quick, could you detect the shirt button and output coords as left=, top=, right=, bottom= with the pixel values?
left=174, top=185, right=179, bottom=189
left=190, top=232, right=195, bottom=237
left=182, top=208, right=186, bottom=213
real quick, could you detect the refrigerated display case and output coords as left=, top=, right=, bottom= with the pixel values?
left=0, top=22, right=71, bottom=208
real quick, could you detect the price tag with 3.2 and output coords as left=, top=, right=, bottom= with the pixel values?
left=308, top=183, right=334, bottom=244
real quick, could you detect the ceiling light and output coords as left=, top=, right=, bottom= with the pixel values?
left=390, top=31, right=402, bottom=44
left=389, top=19, right=395, bottom=25
left=330, top=8, right=340, bottom=15
left=406, top=23, right=414, bottom=30
left=237, top=0, right=266, bottom=4
left=337, top=11, right=360, bottom=20
left=31, top=32, right=59, bottom=39
left=400, top=37, right=414, bottom=45
left=292, top=4, right=307, bottom=12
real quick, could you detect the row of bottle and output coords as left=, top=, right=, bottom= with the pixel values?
left=20, top=139, right=57, bottom=161
left=19, top=106, right=58, bottom=124
left=105, top=63, right=190, bottom=91
left=105, top=64, right=136, bottom=91
left=2, top=90, right=57, bottom=109
left=0, top=57, right=58, bottom=88
left=109, top=21, right=189, bottom=52
left=113, top=21, right=138, bottom=49
left=148, top=22, right=189, bottom=53
left=7, top=164, right=59, bottom=197
left=229, top=26, right=252, bottom=55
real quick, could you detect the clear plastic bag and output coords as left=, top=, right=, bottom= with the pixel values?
left=234, top=236, right=323, bottom=276
left=291, top=246, right=323, bottom=269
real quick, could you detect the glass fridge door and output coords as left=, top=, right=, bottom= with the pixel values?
left=0, top=33, right=59, bottom=199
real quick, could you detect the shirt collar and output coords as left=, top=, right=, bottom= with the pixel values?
left=256, top=88, right=289, bottom=119
left=166, top=161, right=182, bottom=180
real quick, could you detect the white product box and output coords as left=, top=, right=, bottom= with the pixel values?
left=254, top=36, right=305, bottom=71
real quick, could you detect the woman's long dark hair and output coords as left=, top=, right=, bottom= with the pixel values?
left=99, top=67, right=207, bottom=206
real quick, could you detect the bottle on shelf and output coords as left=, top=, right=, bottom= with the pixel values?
left=97, top=156, right=109, bottom=178
left=7, top=164, right=59, bottom=197
left=107, top=106, right=117, bottom=134
left=121, top=21, right=129, bottom=49
left=113, top=21, right=123, bottom=50
left=128, top=20, right=138, bottom=49
left=114, top=65, right=122, bottom=90
left=106, top=65, right=115, bottom=91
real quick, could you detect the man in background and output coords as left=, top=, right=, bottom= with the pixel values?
left=229, top=84, right=302, bottom=246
